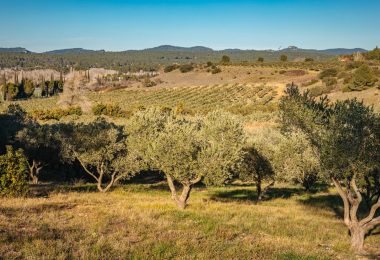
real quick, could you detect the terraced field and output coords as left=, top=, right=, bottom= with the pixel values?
left=0, top=84, right=279, bottom=114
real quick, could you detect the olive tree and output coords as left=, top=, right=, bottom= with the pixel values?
left=59, top=118, right=142, bottom=192
left=278, top=131, right=320, bottom=191
left=239, top=146, right=275, bottom=201
left=0, top=104, right=27, bottom=153
left=280, top=84, right=380, bottom=253
left=16, top=123, right=60, bottom=184
left=126, top=108, right=245, bottom=209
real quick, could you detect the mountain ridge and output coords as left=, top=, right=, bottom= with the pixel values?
left=0, top=45, right=368, bottom=56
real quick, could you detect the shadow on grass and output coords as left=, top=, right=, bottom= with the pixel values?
left=0, top=202, right=77, bottom=218
left=298, top=194, right=344, bottom=218
left=28, top=183, right=100, bottom=197
left=209, top=186, right=305, bottom=204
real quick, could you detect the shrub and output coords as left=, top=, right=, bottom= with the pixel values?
left=319, top=68, right=338, bottom=79
left=211, top=66, right=222, bottom=74
left=345, top=61, right=363, bottom=70
left=221, top=55, right=231, bottom=64
left=92, top=103, right=126, bottom=117
left=0, top=146, right=28, bottom=197
left=365, top=46, right=380, bottom=60
left=164, top=64, right=178, bottom=73
left=142, top=77, right=157, bottom=88
left=205, top=61, right=213, bottom=67
left=301, top=79, right=319, bottom=87
left=257, top=57, right=264, bottom=62
left=322, top=77, right=338, bottom=87
left=346, top=65, right=378, bottom=91
left=280, top=55, right=288, bottom=62
left=179, top=64, right=194, bottom=73
left=309, top=85, right=333, bottom=97
left=31, top=106, right=82, bottom=121
left=305, top=58, right=314, bottom=62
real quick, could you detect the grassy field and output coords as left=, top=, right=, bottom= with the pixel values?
left=3, top=182, right=379, bottom=259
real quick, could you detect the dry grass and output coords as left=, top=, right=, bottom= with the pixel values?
left=1, top=183, right=379, bottom=259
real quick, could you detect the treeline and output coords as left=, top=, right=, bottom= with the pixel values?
left=0, top=73, right=64, bottom=101
left=0, top=85, right=379, bottom=253
left=0, top=49, right=335, bottom=71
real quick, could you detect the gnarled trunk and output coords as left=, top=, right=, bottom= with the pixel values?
left=350, top=225, right=365, bottom=253
left=77, top=158, right=120, bottom=193
left=28, top=160, right=44, bottom=184
left=332, top=177, right=380, bottom=254
left=166, top=175, right=199, bottom=209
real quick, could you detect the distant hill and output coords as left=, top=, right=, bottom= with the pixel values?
left=144, top=45, right=214, bottom=52
left=320, top=48, right=367, bottom=55
left=279, top=46, right=367, bottom=55
left=0, top=47, right=31, bottom=53
left=43, top=48, right=105, bottom=54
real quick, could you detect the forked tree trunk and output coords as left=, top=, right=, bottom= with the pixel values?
left=28, top=160, right=44, bottom=184
left=166, top=175, right=200, bottom=209
left=77, top=159, right=121, bottom=193
left=332, top=177, right=380, bottom=254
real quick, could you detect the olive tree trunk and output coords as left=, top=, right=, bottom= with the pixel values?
left=256, top=173, right=275, bottom=202
left=166, top=175, right=201, bottom=209
left=27, top=160, right=44, bottom=184
left=78, top=159, right=121, bottom=193
left=332, top=178, right=380, bottom=254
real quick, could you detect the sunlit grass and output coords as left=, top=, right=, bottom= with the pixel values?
left=2, top=183, right=377, bottom=259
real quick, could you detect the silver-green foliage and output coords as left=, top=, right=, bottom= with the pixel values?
left=59, top=118, right=142, bottom=192
left=126, top=108, right=246, bottom=208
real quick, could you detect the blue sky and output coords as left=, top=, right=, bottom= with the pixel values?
left=0, top=0, right=379, bottom=52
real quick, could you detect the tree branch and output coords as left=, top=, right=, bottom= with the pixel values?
left=360, top=196, right=380, bottom=226
left=166, top=175, right=178, bottom=201
left=349, top=177, right=362, bottom=223
left=190, top=175, right=202, bottom=185
left=332, top=178, right=351, bottom=226
left=77, top=157, right=99, bottom=182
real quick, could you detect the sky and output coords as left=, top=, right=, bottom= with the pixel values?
left=0, top=0, right=379, bottom=52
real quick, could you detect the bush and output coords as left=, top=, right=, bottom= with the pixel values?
left=179, top=64, right=194, bottom=73
left=211, top=66, right=222, bottom=74
left=345, top=61, right=362, bottom=70
left=365, top=46, right=380, bottom=60
left=280, top=55, right=288, bottom=62
left=92, top=103, right=127, bottom=117
left=322, top=77, right=337, bottom=87
left=164, top=64, right=178, bottom=73
left=142, top=77, right=157, bottom=88
left=257, top=57, right=264, bottom=62
left=305, top=58, right=314, bottom=62
left=301, top=79, right=319, bottom=87
left=0, top=146, right=28, bottom=197
left=346, top=65, right=378, bottom=91
left=31, top=106, right=82, bottom=121
left=205, top=61, right=213, bottom=67
left=309, top=85, right=333, bottom=97
left=319, top=68, right=338, bottom=79
left=221, top=55, right=231, bottom=64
